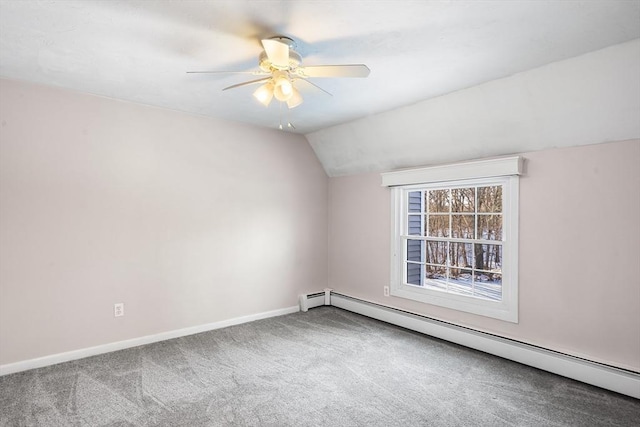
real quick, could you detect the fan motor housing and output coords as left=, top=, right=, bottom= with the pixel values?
left=258, top=36, right=302, bottom=72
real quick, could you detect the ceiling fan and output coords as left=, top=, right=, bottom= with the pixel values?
left=187, top=36, right=370, bottom=110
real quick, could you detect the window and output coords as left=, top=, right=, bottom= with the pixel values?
left=383, top=157, right=521, bottom=322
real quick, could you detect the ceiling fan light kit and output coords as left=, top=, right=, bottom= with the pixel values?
left=189, top=36, right=370, bottom=125
left=286, top=87, right=303, bottom=109
left=272, top=70, right=294, bottom=102
left=253, top=81, right=274, bottom=107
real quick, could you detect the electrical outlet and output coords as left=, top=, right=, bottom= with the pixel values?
left=383, top=286, right=390, bottom=297
left=114, top=303, right=124, bottom=317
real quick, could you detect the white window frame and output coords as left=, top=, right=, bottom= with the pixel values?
left=383, top=157, right=522, bottom=323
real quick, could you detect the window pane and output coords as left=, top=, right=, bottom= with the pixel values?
left=407, top=214, right=422, bottom=236
left=425, top=264, right=447, bottom=281
left=451, top=215, right=475, bottom=239
left=426, top=241, right=447, bottom=265
left=478, top=215, right=502, bottom=240
left=448, top=268, right=474, bottom=296
left=406, top=263, right=422, bottom=286
left=428, top=189, right=449, bottom=213
left=449, top=267, right=473, bottom=282
left=476, top=271, right=502, bottom=284
left=449, top=242, right=473, bottom=268
left=474, top=244, right=502, bottom=272
left=424, top=278, right=447, bottom=292
left=406, top=239, right=423, bottom=262
left=428, top=215, right=449, bottom=237
left=478, top=186, right=502, bottom=213
left=451, top=188, right=475, bottom=212
left=475, top=273, right=502, bottom=301
left=408, top=191, right=422, bottom=213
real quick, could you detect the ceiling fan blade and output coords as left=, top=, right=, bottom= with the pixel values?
left=222, top=77, right=271, bottom=91
left=297, top=64, right=370, bottom=78
left=261, top=39, right=290, bottom=68
left=187, top=70, right=267, bottom=75
left=295, top=78, right=333, bottom=96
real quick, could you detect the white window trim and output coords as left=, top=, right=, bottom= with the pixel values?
left=383, top=157, right=522, bottom=323
left=381, top=156, right=523, bottom=187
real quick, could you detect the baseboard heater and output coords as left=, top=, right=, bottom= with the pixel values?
left=298, top=290, right=330, bottom=312
left=304, top=290, right=639, bottom=399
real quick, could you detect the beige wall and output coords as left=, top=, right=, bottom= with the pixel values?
left=328, top=139, right=640, bottom=372
left=2, top=76, right=638, bottom=373
left=0, top=78, right=328, bottom=365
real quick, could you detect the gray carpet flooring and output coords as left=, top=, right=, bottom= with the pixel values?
left=1, top=307, right=638, bottom=426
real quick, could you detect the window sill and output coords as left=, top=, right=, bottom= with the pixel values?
left=391, top=284, right=518, bottom=323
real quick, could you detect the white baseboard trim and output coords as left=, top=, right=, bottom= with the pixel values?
left=330, top=293, right=640, bottom=399
left=0, top=305, right=299, bottom=377
left=4, top=294, right=639, bottom=400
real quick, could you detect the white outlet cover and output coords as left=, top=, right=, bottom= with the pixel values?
left=114, top=303, right=124, bottom=317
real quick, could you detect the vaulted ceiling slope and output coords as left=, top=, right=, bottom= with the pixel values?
left=0, top=0, right=638, bottom=137
left=309, top=39, right=640, bottom=176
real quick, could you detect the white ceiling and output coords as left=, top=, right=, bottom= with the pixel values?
left=1, top=1, right=639, bottom=135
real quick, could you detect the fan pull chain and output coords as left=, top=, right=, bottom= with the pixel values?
left=277, top=100, right=295, bottom=131
left=286, top=104, right=291, bottom=130
left=285, top=102, right=295, bottom=130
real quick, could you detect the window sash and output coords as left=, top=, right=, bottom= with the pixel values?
left=401, top=236, right=504, bottom=297
left=402, top=235, right=503, bottom=245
